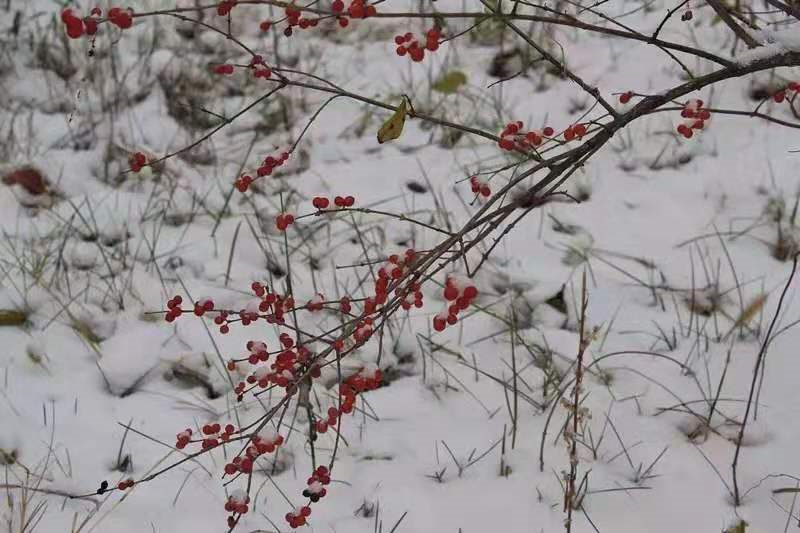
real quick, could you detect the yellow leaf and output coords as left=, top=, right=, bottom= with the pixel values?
left=377, top=98, right=408, bottom=144
left=432, top=71, right=467, bottom=93
left=725, top=520, right=747, bottom=533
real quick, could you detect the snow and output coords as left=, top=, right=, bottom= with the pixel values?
left=737, top=27, right=800, bottom=65
left=2, top=1, right=800, bottom=533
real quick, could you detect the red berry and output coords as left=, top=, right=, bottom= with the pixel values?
left=108, top=7, right=133, bottom=29
left=443, top=286, right=458, bottom=301
left=499, top=138, right=514, bottom=151
left=525, top=132, right=542, bottom=145
left=409, top=47, right=424, bottom=62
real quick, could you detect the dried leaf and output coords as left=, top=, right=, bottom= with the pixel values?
left=377, top=98, right=408, bottom=144
left=733, top=293, right=767, bottom=330
left=0, top=309, right=28, bottom=326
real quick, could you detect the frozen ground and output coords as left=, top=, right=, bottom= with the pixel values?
left=1, top=1, right=800, bottom=532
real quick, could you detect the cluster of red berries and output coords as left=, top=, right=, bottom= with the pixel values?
left=563, top=123, right=588, bottom=141
left=343, top=0, right=377, bottom=19
left=283, top=4, right=323, bottom=35
left=498, top=121, right=555, bottom=151
left=394, top=28, right=441, bottom=62
left=222, top=429, right=284, bottom=477
left=364, top=279, right=390, bottom=314
left=335, top=195, right=356, bottom=207
left=302, top=465, right=331, bottom=502
left=213, top=63, right=235, bottom=75
left=469, top=175, right=491, bottom=198
left=175, top=428, right=193, bottom=449
left=225, top=489, right=250, bottom=516
left=315, top=365, right=382, bottom=433
left=353, top=317, right=375, bottom=343
left=164, top=297, right=231, bottom=332
left=217, top=0, right=237, bottom=16
left=344, top=364, right=383, bottom=393
left=62, top=6, right=132, bottom=38
left=306, top=293, right=325, bottom=312
left=234, top=151, right=290, bottom=192
left=242, top=340, right=269, bottom=365
left=165, top=286, right=293, bottom=334
left=371, top=249, right=417, bottom=304
left=214, top=310, right=231, bottom=334
left=61, top=7, right=98, bottom=38
left=311, top=195, right=356, bottom=210
left=327, top=0, right=352, bottom=26
left=247, top=282, right=294, bottom=325
left=276, top=213, right=295, bottom=231
left=234, top=174, right=253, bottom=192
left=174, top=423, right=237, bottom=450
left=377, top=249, right=416, bottom=281
left=257, top=150, right=290, bottom=177
left=232, top=335, right=314, bottom=397
left=286, top=505, right=313, bottom=528
left=164, top=295, right=183, bottom=322
left=61, top=8, right=90, bottom=38
left=619, top=91, right=635, bottom=104
left=238, top=300, right=261, bottom=326
left=107, top=7, right=134, bottom=29
left=676, top=99, right=711, bottom=139
left=117, top=478, right=134, bottom=490
left=250, top=429, right=285, bottom=455
left=193, top=297, right=215, bottom=316
left=374, top=249, right=423, bottom=310
left=129, top=152, right=147, bottom=172
left=398, top=283, right=424, bottom=310
left=311, top=196, right=330, bottom=209
left=249, top=55, right=272, bottom=79
left=433, top=274, right=478, bottom=331
left=773, top=81, right=799, bottom=103
left=200, top=423, right=236, bottom=449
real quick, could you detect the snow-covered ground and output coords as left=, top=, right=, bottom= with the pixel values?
left=2, top=1, right=800, bottom=532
